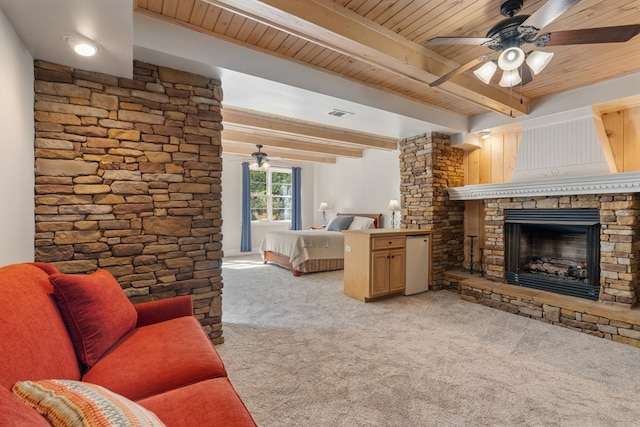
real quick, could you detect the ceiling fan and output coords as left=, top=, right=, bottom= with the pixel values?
left=250, top=144, right=270, bottom=170
left=425, top=0, right=640, bottom=88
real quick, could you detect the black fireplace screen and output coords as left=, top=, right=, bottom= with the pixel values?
left=504, top=209, right=600, bottom=300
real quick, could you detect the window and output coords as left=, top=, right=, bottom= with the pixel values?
left=250, top=168, right=292, bottom=222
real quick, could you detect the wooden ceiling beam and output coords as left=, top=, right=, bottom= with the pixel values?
left=223, top=141, right=337, bottom=163
left=203, top=0, right=529, bottom=116
left=223, top=106, right=398, bottom=150
left=222, top=129, right=364, bottom=157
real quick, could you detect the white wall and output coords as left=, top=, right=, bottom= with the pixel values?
left=221, top=154, right=316, bottom=256
left=0, top=8, right=35, bottom=266
left=314, top=149, right=401, bottom=228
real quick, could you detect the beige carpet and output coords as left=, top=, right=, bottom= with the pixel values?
left=216, top=255, right=640, bottom=427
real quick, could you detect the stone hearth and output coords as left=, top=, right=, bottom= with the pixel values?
left=443, top=270, right=640, bottom=348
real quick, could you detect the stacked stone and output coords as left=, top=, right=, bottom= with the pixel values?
left=399, top=132, right=465, bottom=287
left=33, top=60, right=225, bottom=343
left=399, top=133, right=429, bottom=227
left=599, top=193, right=640, bottom=306
left=483, top=198, right=508, bottom=282
left=482, top=194, right=640, bottom=308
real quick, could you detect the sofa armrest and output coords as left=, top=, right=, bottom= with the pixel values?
left=134, top=296, right=193, bottom=327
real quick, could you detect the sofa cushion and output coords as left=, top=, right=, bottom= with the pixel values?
left=83, top=316, right=227, bottom=401
left=50, top=269, right=138, bottom=368
left=134, top=295, right=193, bottom=328
left=30, top=262, right=60, bottom=275
left=137, top=377, right=257, bottom=427
left=12, top=379, right=166, bottom=427
left=0, top=264, right=81, bottom=390
left=0, top=386, right=50, bottom=427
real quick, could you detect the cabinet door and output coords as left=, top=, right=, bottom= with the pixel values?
left=388, top=249, right=406, bottom=292
left=371, top=251, right=390, bottom=296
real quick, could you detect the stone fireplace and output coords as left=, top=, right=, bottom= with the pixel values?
left=449, top=173, right=640, bottom=308
left=434, top=106, right=640, bottom=346
left=488, top=194, right=640, bottom=307
left=503, top=208, right=601, bottom=301
left=444, top=175, right=640, bottom=347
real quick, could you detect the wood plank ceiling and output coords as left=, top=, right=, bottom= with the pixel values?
left=134, top=0, right=640, bottom=164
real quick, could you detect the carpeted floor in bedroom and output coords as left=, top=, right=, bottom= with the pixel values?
left=216, top=254, right=640, bottom=427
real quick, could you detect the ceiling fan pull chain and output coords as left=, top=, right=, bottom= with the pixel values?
left=520, top=66, right=524, bottom=105
left=509, top=85, right=513, bottom=118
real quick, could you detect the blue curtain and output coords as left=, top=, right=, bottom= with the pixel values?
left=291, top=167, right=302, bottom=230
left=240, top=162, right=252, bottom=252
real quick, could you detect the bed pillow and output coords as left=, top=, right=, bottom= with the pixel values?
left=347, top=216, right=376, bottom=230
left=50, top=269, right=137, bottom=368
left=12, top=379, right=166, bottom=427
left=326, top=216, right=354, bottom=231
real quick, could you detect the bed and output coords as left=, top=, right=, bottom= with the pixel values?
left=260, top=213, right=382, bottom=276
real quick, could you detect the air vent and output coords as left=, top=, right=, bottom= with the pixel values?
left=327, top=109, right=354, bottom=118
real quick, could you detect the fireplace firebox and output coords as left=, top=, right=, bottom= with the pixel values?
left=504, top=209, right=600, bottom=300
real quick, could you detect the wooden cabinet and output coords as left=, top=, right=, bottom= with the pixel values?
left=371, top=247, right=405, bottom=296
left=343, top=229, right=430, bottom=302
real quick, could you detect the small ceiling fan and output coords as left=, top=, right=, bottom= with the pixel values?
left=250, top=144, right=270, bottom=170
left=425, top=0, right=640, bottom=88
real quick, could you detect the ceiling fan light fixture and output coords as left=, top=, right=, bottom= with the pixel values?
left=250, top=144, right=270, bottom=171
left=473, top=61, right=498, bottom=84
left=499, top=69, right=522, bottom=87
left=498, top=47, right=525, bottom=71
left=526, top=50, right=554, bottom=74
left=249, top=160, right=270, bottom=171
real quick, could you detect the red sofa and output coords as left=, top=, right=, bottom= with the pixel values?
left=0, top=262, right=256, bottom=426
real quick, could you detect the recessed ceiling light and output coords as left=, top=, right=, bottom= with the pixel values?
left=328, top=109, right=354, bottom=118
left=64, top=35, right=99, bottom=57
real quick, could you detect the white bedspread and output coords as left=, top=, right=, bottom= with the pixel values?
left=259, top=230, right=345, bottom=270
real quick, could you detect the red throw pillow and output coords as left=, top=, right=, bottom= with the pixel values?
left=50, top=270, right=137, bottom=368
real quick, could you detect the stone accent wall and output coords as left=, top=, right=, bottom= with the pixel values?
left=399, top=132, right=465, bottom=286
left=33, top=60, right=225, bottom=343
left=483, top=194, right=640, bottom=308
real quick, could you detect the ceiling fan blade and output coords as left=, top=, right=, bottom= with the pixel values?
left=542, top=24, right=640, bottom=46
left=520, top=0, right=581, bottom=32
left=424, top=36, right=492, bottom=46
left=429, top=57, right=485, bottom=87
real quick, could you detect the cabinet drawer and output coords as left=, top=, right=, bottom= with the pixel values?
left=372, top=236, right=405, bottom=250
